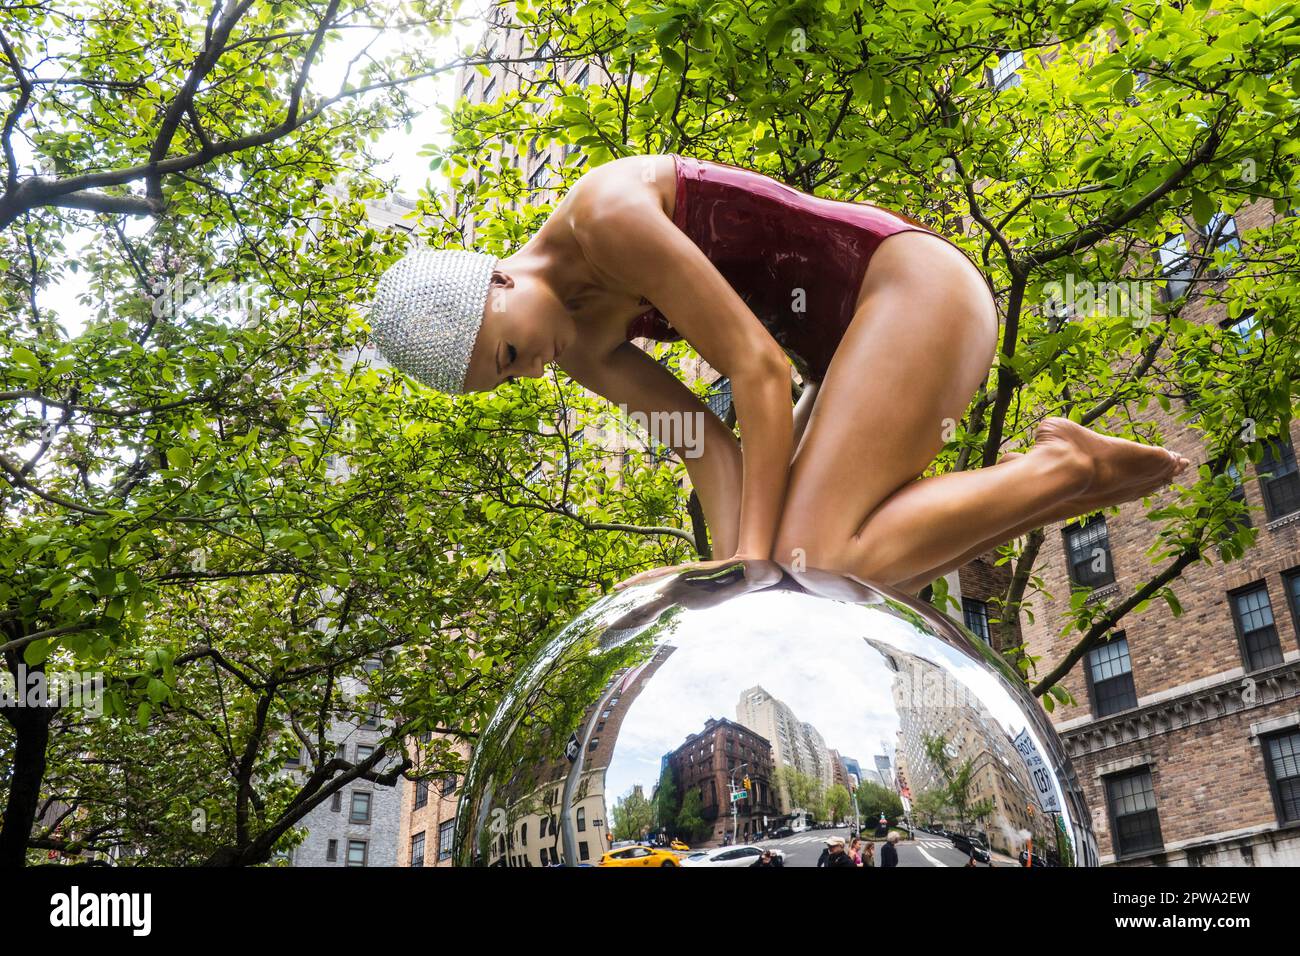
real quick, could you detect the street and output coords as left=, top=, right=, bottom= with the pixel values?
left=756, top=826, right=1017, bottom=867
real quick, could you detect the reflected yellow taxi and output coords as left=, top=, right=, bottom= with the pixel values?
left=670, top=839, right=690, bottom=852
left=599, top=844, right=681, bottom=867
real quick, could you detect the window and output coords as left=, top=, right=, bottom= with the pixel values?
left=576, top=807, right=586, bottom=832
left=579, top=841, right=590, bottom=861
left=461, top=76, right=474, bottom=101
left=483, top=77, right=496, bottom=100
left=1156, top=231, right=1193, bottom=301
left=441, top=772, right=457, bottom=796
left=438, top=820, right=455, bottom=861
left=1220, top=311, right=1261, bottom=352
left=285, top=747, right=302, bottom=768
left=962, top=597, right=991, bottom=644
left=1230, top=584, right=1284, bottom=672
left=1262, top=730, right=1300, bottom=824
left=330, top=791, right=342, bottom=813
left=588, top=737, right=600, bottom=751
left=521, top=822, right=527, bottom=846
left=356, top=745, right=374, bottom=763
left=528, top=157, right=550, bottom=192
left=1202, top=211, right=1242, bottom=265
left=362, top=705, right=380, bottom=730
left=415, top=779, right=429, bottom=810
left=1105, top=767, right=1163, bottom=857
left=991, top=50, right=1024, bottom=90
left=336, top=742, right=347, bottom=762
left=1222, top=462, right=1251, bottom=535
left=350, top=791, right=372, bottom=824
left=706, top=377, right=733, bottom=421
left=410, top=832, right=426, bottom=868
left=574, top=65, right=590, bottom=87
left=1085, top=635, right=1138, bottom=717
left=1286, top=570, right=1300, bottom=639
left=1258, top=440, right=1300, bottom=520
left=346, top=839, right=368, bottom=867
left=1064, top=515, right=1115, bottom=588
left=326, top=839, right=338, bottom=862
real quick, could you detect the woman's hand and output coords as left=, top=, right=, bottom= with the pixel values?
left=613, top=552, right=769, bottom=591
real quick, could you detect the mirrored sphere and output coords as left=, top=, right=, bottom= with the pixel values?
left=454, top=561, right=1097, bottom=868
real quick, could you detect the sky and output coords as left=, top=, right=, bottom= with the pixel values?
left=34, top=2, right=490, bottom=333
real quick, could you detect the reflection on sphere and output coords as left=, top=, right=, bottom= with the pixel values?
left=454, top=560, right=1097, bottom=868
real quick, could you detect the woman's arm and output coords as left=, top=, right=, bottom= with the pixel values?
left=791, top=379, right=820, bottom=458
left=574, top=187, right=794, bottom=560
left=559, top=340, right=744, bottom=558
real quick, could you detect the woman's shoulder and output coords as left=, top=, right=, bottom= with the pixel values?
left=568, top=154, right=677, bottom=232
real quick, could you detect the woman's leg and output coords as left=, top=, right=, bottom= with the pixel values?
left=889, top=443, right=1188, bottom=596
left=771, top=232, right=1187, bottom=590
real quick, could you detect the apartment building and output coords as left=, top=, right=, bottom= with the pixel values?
left=1019, top=195, right=1300, bottom=866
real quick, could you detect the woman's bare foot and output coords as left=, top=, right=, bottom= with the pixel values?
left=1011, top=417, right=1190, bottom=513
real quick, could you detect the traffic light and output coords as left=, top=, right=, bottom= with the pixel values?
left=744, top=776, right=751, bottom=791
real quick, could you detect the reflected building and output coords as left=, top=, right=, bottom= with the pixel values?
left=735, top=685, right=836, bottom=811
left=880, top=641, right=1056, bottom=857
left=482, top=646, right=673, bottom=866
left=664, top=718, right=777, bottom=845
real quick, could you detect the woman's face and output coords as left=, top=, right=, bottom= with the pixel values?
left=463, top=268, right=574, bottom=392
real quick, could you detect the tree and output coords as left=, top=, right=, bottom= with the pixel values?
left=825, top=783, right=851, bottom=824
left=911, top=788, right=953, bottom=828
left=0, top=2, right=684, bottom=867
left=8, top=0, right=1300, bottom=867
left=855, top=781, right=904, bottom=824
left=610, top=786, right=653, bottom=842
left=650, top=766, right=679, bottom=837
left=676, top=787, right=709, bottom=843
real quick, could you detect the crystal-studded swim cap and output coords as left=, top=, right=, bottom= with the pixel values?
left=367, top=248, right=499, bottom=394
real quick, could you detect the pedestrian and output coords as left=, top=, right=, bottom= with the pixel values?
left=862, top=841, right=876, bottom=868
left=822, top=836, right=855, bottom=868
left=881, top=831, right=900, bottom=868
left=848, top=836, right=863, bottom=867
left=752, top=849, right=783, bottom=868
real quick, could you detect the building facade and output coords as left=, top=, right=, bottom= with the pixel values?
left=1020, top=196, right=1300, bottom=866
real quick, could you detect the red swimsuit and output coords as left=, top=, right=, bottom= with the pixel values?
left=626, top=153, right=994, bottom=382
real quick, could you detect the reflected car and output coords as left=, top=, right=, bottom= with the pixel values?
left=949, top=833, right=991, bottom=864
left=680, top=845, right=784, bottom=867
left=670, top=839, right=690, bottom=852
left=599, top=845, right=681, bottom=867
left=769, top=826, right=794, bottom=839
left=1019, top=850, right=1055, bottom=867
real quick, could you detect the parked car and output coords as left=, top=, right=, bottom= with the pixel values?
left=681, top=845, right=785, bottom=868
left=1018, top=849, right=1055, bottom=867
left=769, top=825, right=794, bottom=839
left=949, top=833, right=991, bottom=864
left=599, top=845, right=681, bottom=867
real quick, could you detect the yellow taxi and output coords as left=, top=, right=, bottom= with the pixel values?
left=670, top=839, right=690, bottom=852
left=598, top=844, right=681, bottom=867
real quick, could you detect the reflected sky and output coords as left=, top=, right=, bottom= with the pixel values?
left=603, top=587, right=1062, bottom=810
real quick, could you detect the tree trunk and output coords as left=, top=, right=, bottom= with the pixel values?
left=0, top=698, right=57, bottom=867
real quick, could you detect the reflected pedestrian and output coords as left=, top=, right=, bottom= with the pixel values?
left=881, top=831, right=900, bottom=868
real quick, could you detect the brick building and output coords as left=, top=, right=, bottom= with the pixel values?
left=664, top=717, right=777, bottom=845
left=1017, top=194, right=1300, bottom=866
